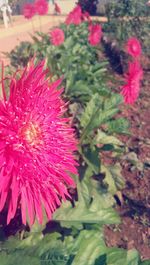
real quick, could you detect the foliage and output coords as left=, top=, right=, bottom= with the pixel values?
left=104, top=0, right=150, bottom=54
left=31, top=22, right=108, bottom=103
left=6, top=41, right=34, bottom=68
left=0, top=227, right=148, bottom=265
left=77, top=0, right=98, bottom=15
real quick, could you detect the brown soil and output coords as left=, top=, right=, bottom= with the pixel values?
left=105, top=58, right=150, bottom=261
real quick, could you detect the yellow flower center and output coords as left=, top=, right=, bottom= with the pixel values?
left=20, top=122, right=43, bottom=147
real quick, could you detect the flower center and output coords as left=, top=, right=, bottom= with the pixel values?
left=132, top=44, right=138, bottom=52
left=20, top=122, right=43, bottom=147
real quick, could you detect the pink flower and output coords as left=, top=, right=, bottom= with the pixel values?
left=23, top=3, right=35, bottom=19
left=50, top=28, right=65, bottom=46
left=55, top=3, right=61, bottom=14
left=35, top=0, right=49, bottom=16
left=121, top=61, right=143, bottom=104
left=88, top=24, right=102, bottom=46
left=65, top=5, right=82, bottom=25
left=0, top=61, right=78, bottom=225
left=82, top=11, right=91, bottom=23
left=126, top=37, right=142, bottom=58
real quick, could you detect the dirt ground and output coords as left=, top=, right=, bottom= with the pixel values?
left=0, top=15, right=66, bottom=64
left=105, top=58, right=150, bottom=260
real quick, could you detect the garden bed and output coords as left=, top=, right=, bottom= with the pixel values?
left=105, top=66, right=150, bottom=260
left=0, top=2, right=150, bottom=264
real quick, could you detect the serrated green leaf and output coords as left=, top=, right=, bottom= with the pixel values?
left=80, top=166, right=116, bottom=208
left=104, top=94, right=123, bottom=110
left=127, top=249, right=140, bottom=265
left=40, top=244, right=69, bottom=265
left=82, top=146, right=100, bottom=174
left=53, top=200, right=119, bottom=228
left=101, top=163, right=125, bottom=194
left=72, top=43, right=82, bottom=54
left=69, top=80, right=91, bottom=96
left=80, top=94, right=101, bottom=128
left=95, top=130, right=123, bottom=146
left=103, top=248, right=141, bottom=265
left=0, top=232, right=68, bottom=265
left=0, top=252, right=40, bottom=265
left=80, top=93, right=120, bottom=142
left=64, top=36, right=74, bottom=49
left=71, top=230, right=106, bottom=265
left=107, top=118, right=130, bottom=134
left=53, top=174, right=120, bottom=228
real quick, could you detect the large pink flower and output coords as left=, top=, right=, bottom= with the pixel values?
left=23, top=3, right=35, bottom=19
left=50, top=28, right=65, bottom=46
left=121, top=61, right=143, bottom=104
left=35, top=0, right=49, bottom=16
left=126, top=37, right=142, bottom=58
left=0, top=62, right=78, bottom=225
left=65, top=5, right=82, bottom=25
left=88, top=24, right=102, bottom=46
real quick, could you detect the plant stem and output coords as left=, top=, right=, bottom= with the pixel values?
left=0, top=62, right=6, bottom=101
left=38, top=16, right=42, bottom=32
left=31, top=19, right=35, bottom=32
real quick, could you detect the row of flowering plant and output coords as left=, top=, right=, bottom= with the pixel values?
left=0, top=4, right=148, bottom=265
left=32, top=5, right=143, bottom=105
left=23, top=0, right=61, bottom=19
left=120, top=37, right=143, bottom=104
left=23, top=0, right=49, bottom=18
left=31, top=6, right=105, bottom=103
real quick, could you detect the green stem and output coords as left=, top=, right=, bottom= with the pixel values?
left=38, top=16, right=42, bottom=32
left=0, top=62, right=6, bottom=101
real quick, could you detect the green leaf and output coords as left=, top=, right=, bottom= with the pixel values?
left=69, top=80, right=91, bottom=97
left=106, top=248, right=139, bottom=265
left=104, top=94, right=123, bottom=110
left=53, top=174, right=119, bottom=228
left=53, top=199, right=119, bottom=228
left=0, top=232, right=69, bottom=265
left=80, top=93, right=121, bottom=141
left=0, top=252, right=40, bottom=265
left=101, top=163, right=125, bottom=194
left=64, top=36, right=74, bottom=49
left=82, top=146, right=100, bottom=174
left=72, top=43, right=82, bottom=54
left=80, top=94, right=101, bottom=128
left=95, top=130, right=123, bottom=146
left=71, top=230, right=106, bottom=265
left=80, top=166, right=116, bottom=208
left=107, top=118, right=130, bottom=134
left=39, top=241, right=69, bottom=265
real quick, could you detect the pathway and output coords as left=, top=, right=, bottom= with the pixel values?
left=0, top=15, right=66, bottom=64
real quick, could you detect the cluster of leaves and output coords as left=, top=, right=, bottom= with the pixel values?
left=0, top=226, right=148, bottom=265
left=77, top=0, right=98, bottom=15
left=6, top=41, right=34, bottom=68
left=104, top=0, right=150, bottom=54
left=32, top=22, right=109, bottom=103
left=2, top=17, right=150, bottom=265
left=0, top=171, right=148, bottom=264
